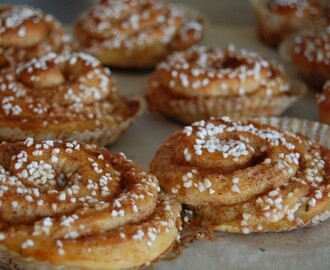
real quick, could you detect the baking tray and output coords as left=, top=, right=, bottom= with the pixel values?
left=109, top=25, right=328, bottom=270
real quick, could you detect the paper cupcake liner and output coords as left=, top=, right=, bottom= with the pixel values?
left=0, top=245, right=68, bottom=270
left=250, top=0, right=326, bottom=47
left=213, top=209, right=330, bottom=233
left=158, top=79, right=306, bottom=124
left=0, top=99, right=142, bottom=147
left=279, top=30, right=330, bottom=89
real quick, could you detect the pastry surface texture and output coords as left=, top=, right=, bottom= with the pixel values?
left=0, top=5, right=72, bottom=69
left=150, top=117, right=330, bottom=233
left=250, top=0, right=329, bottom=47
left=74, top=0, right=204, bottom=68
left=0, top=138, right=181, bottom=270
left=0, top=52, right=141, bottom=146
left=280, top=27, right=330, bottom=89
left=147, top=46, right=303, bottom=124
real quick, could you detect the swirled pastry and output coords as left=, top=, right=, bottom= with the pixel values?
left=318, top=80, right=330, bottom=124
left=74, top=0, right=204, bottom=68
left=0, top=138, right=182, bottom=269
left=147, top=46, right=304, bottom=124
left=0, top=5, right=72, bottom=69
left=0, top=52, right=141, bottom=146
left=280, top=27, right=330, bottom=89
left=150, top=117, right=330, bottom=233
left=250, top=0, right=329, bottom=47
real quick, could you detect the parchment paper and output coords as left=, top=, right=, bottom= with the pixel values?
left=109, top=26, right=328, bottom=270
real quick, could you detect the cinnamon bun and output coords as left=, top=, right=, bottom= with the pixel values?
left=150, top=117, right=330, bottom=233
left=318, top=80, right=330, bottom=124
left=0, top=5, right=72, bottom=69
left=0, top=138, right=182, bottom=270
left=0, top=52, right=141, bottom=146
left=74, top=0, right=204, bottom=68
left=146, top=46, right=305, bottom=124
left=250, top=0, right=329, bottom=47
left=280, top=27, right=330, bottom=89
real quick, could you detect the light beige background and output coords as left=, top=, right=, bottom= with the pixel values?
left=0, top=0, right=254, bottom=25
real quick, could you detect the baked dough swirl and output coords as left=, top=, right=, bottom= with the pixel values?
left=0, top=138, right=181, bottom=270
left=74, top=0, right=204, bottom=68
left=0, top=52, right=141, bottom=146
left=150, top=117, right=330, bottom=233
left=0, top=5, right=71, bottom=69
left=147, top=46, right=300, bottom=124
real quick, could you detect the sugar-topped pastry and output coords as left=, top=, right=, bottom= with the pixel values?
left=150, top=117, right=330, bottom=233
left=269, top=0, right=324, bottom=18
left=146, top=46, right=305, bottom=124
left=280, top=26, right=330, bottom=88
left=0, top=138, right=181, bottom=269
left=74, top=0, right=204, bottom=68
left=250, top=0, right=329, bottom=47
left=0, top=5, right=73, bottom=69
left=0, top=52, right=141, bottom=145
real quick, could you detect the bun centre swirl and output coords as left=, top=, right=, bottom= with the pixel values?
left=0, top=138, right=181, bottom=269
left=151, top=117, right=330, bottom=233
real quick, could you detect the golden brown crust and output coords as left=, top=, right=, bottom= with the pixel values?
left=150, top=117, right=330, bottom=233
left=318, top=81, right=330, bottom=124
left=0, top=5, right=73, bottom=69
left=268, top=0, right=325, bottom=18
left=0, top=52, right=141, bottom=146
left=289, top=28, right=330, bottom=89
left=74, top=0, right=204, bottom=68
left=250, top=0, right=329, bottom=47
left=0, top=139, right=182, bottom=269
left=146, top=46, right=300, bottom=124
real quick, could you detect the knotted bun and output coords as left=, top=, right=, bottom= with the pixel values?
left=74, top=0, right=204, bottom=68
left=0, top=5, right=72, bottom=69
left=284, top=27, right=330, bottom=88
left=251, top=0, right=329, bottom=47
left=0, top=52, right=141, bottom=145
